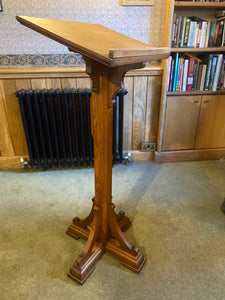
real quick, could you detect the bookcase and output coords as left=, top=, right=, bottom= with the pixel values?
left=156, top=0, right=225, bottom=162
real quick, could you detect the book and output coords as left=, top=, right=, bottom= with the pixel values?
left=200, top=65, right=207, bottom=91
left=204, top=54, right=213, bottom=90
left=208, top=55, right=218, bottom=90
left=178, top=16, right=185, bottom=47
left=166, top=56, right=172, bottom=92
left=213, top=20, right=220, bottom=46
left=192, top=60, right=200, bottom=90
left=182, top=59, right=189, bottom=92
left=186, top=57, right=195, bottom=91
left=215, top=19, right=225, bottom=46
left=196, top=64, right=204, bottom=90
left=199, top=21, right=208, bottom=47
left=183, top=19, right=191, bottom=47
left=212, top=54, right=224, bottom=91
left=173, top=52, right=179, bottom=91
left=177, top=57, right=184, bottom=91
left=208, top=22, right=216, bottom=47
left=168, top=58, right=175, bottom=92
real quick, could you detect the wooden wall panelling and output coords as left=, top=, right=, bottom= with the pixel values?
left=0, top=79, right=28, bottom=156
left=132, top=76, right=147, bottom=149
left=123, top=76, right=134, bottom=150
left=15, top=78, right=32, bottom=90
left=46, top=78, right=62, bottom=89
left=145, top=75, right=162, bottom=143
left=76, top=77, right=91, bottom=89
left=31, top=78, right=47, bottom=89
left=61, top=78, right=76, bottom=89
left=0, top=87, right=15, bottom=157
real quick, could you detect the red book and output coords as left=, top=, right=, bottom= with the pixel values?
left=186, top=57, right=195, bottom=91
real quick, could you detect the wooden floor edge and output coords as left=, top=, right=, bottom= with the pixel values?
left=0, top=156, right=29, bottom=170
left=155, top=149, right=225, bottom=163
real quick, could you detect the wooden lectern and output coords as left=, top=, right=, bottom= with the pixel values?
left=16, top=16, right=169, bottom=284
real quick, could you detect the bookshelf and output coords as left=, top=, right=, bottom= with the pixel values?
left=156, top=0, right=225, bottom=162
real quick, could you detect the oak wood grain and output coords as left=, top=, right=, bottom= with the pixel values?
left=16, top=16, right=169, bottom=66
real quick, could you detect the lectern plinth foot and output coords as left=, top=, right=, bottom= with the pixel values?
left=68, top=243, right=104, bottom=285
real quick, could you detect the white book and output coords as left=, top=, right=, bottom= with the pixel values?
left=193, top=23, right=199, bottom=48
left=199, top=21, right=207, bottom=48
left=182, top=59, right=189, bottom=92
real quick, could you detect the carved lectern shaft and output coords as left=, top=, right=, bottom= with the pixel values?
left=16, top=16, right=169, bottom=284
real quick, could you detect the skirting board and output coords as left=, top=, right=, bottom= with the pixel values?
left=124, top=151, right=154, bottom=162
left=155, top=149, right=225, bottom=163
left=0, top=156, right=29, bottom=170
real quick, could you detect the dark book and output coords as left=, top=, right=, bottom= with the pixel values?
left=208, top=22, right=216, bottom=47
left=208, top=55, right=218, bottom=90
left=192, top=60, right=200, bottom=90
left=168, top=58, right=175, bottom=92
left=204, top=54, right=213, bottom=90
left=183, top=19, right=191, bottom=47
left=171, top=13, right=177, bottom=48
left=178, top=16, right=185, bottom=47
left=213, top=21, right=220, bottom=46
left=215, top=19, right=225, bottom=46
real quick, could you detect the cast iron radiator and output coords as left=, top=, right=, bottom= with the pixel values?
left=16, top=88, right=127, bottom=169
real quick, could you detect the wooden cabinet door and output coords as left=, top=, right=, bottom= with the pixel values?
left=195, top=95, right=225, bottom=149
left=163, top=96, right=201, bottom=151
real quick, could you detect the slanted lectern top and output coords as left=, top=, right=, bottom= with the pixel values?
left=16, top=15, right=169, bottom=285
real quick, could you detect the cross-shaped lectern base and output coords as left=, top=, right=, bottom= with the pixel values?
left=16, top=15, right=169, bottom=285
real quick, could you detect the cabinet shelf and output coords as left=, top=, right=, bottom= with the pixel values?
left=167, top=90, right=225, bottom=96
left=170, top=47, right=225, bottom=53
left=175, top=1, right=225, bottom=9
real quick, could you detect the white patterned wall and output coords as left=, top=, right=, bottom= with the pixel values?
left=0, top=0, right=162, bottom=54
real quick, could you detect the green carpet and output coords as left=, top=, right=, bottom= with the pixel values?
left=1, top=161, right=225, bottom=300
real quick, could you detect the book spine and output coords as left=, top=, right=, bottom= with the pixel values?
left=166, top=56, right=172, bottom=92
left=192, top=60, right=200, bottom=90
left=216, top=19, right=224, bottom=46
left=200, top=65, right=207, bottom=91
left=208, top=22, right=215, bottom=47
left=181, top=17, right=187, bottom=47
left=196, top=64, right=203, bottom=90
left=173, top=53, right=179, bottom=92
left=175, top=58, right=181, bottom=92
left=212, top=54, right=223, bottom=91
left=199, top=21, right=207, bottom=48
left=208, top=55, right=218, bottom=90
left=168, top=58, right=175, bottom=92
left=177, top=57, right=184, bottom=92
left=186, top=57, right=195, bottom=91
left=204, top=54, right=213, bottom=91
left=183, top=19, right=191, bottom=47
left=182, top=59, right=189, bottom=92
left=178, top=17, right=185, bottom=47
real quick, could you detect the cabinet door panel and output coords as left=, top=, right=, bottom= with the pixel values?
left=195, top=95, right=225, bottom=149
left=163, top=96, right=201, bottom=151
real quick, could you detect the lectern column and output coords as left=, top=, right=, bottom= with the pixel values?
left=67, top=60, right=146, bottom=284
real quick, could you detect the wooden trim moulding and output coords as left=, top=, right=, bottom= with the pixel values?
left=155, top=149, right=225, bottom=163
left=0, top=65, right=162, bottom=79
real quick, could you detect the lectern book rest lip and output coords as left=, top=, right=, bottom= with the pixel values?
left=16, top=16, right=170, bottom=284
